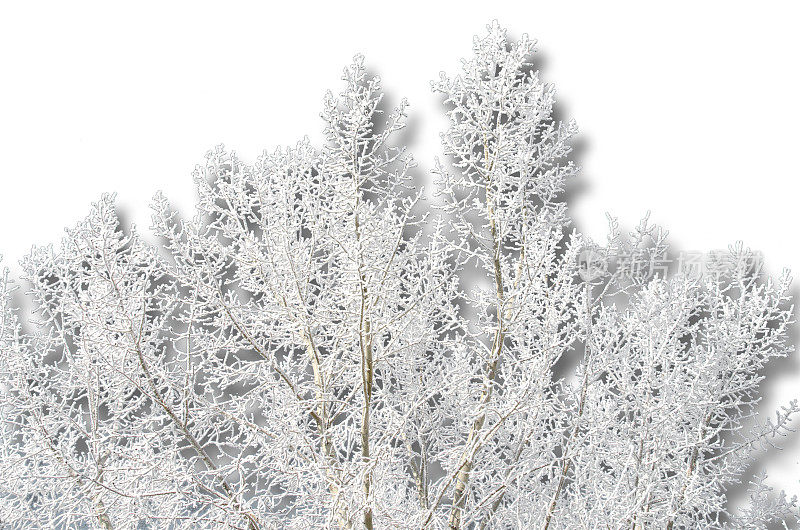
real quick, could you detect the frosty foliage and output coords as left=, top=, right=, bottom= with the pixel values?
left=0, top=21, right=797, bottom=529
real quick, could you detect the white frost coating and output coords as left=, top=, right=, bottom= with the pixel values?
left=0, top=21, right=796, bottom=529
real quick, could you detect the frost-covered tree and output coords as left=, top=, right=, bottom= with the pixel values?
left=0, top=21, right=797, bottom=529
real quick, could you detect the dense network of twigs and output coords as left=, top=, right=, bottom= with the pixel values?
left=0, top=22, right=797, bottom=529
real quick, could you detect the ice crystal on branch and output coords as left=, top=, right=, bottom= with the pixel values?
left=0, top=21, right=797, bottom=529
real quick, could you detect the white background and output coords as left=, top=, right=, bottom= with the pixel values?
left=2, top=0, right=799, bottom=502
